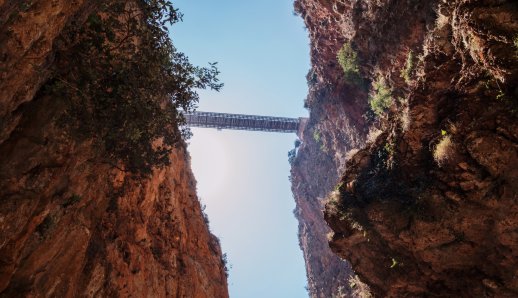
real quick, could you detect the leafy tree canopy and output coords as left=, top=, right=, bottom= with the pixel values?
left=47, top=0, right=222, bottom=175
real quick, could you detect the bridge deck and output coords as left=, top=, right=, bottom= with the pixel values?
left=184, top=111, right=301, bottom=133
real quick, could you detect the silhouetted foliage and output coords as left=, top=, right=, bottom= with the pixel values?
left=47, top=0, right=222, bottom=175
left=221, top=253, right=230, bottom=277
left=288, top=139, right=302, bottom=164
left=288, top=148, right=297, bottom=165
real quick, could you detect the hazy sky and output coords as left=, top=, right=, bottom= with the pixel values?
left=170, top=1, right=310, bottom=297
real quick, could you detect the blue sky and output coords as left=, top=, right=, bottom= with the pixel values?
left=170, top=1, right=310, bottom=297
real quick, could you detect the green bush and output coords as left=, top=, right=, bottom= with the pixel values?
left=337, top=42, right=361, bottom=84
left=400, top=50, right=415, bottom=83
left=369, top=78, right=392, bottom=116
left=313, top=129, right=321, bottom=143
left=47, top=1, right=222, bottom=175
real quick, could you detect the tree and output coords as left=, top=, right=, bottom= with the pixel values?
left=47, top=0, right=222, bottom=175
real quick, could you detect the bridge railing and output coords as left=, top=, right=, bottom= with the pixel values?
left=184, top=111, right=301, bottom=133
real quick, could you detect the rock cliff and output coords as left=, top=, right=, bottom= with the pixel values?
left=0, top=1, right=228, bottom=297
left=292, top=0, right=518, bottom=297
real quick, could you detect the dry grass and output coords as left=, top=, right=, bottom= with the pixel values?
left=433, top=135, right=453, bottom=166
left=400, top=106, right=411, bottom=131
left=366, top=127, right=382, bottom=144
left=326, top=190, right=341, bottom=208
left=345, top=148, right=360, bottom=161
left=326, top=190, right=365, bottom=232
left=348, top=275, right=373, bottom=298
left=332, top=286, right=347, bottom=298
left=436, top=12, right=449, bottom=30
left=447, top=121, right=458, bottom=134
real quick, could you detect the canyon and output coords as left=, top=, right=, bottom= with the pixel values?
left=0, top=0, right=517, bottom=297
left=0, top=1, right=227, bottom=297
left=292, top=0, right=518, bottom=297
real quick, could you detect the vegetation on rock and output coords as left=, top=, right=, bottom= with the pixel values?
left=288, top=139, right=301, bottom=165
left=294, top=0, right=518, bottom=296
left=433, top=135, right=453, bottom=166
left=337, top=42, right=361, bottom=85
left=46, top=0, right=222, bottom=175
left=348, top=275, right=372, bottom=298
left=400, top=51, right=415, bottom=84
left=369, top=78, right=392, bottom=117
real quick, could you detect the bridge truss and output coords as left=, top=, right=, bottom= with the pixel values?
left=184, top=111, right=303, bottom=133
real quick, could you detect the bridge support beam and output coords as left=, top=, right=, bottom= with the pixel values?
left=184, top=111, right=306, bottom=135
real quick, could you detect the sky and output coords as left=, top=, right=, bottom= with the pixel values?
left=169, top=1, right=310, bottom=297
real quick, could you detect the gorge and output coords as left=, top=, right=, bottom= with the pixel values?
left=1, top=0, right=517, bottom=297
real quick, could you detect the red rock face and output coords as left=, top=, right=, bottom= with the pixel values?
left=0, top=1, right=228, bottom=297
left=293, top=0, right=518, bottom=297
left=291, top=0, right=369, bottom=296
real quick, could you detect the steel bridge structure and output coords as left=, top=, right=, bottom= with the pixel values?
left=184, top=111, right=307, bottom=135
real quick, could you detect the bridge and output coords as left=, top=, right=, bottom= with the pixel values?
left=184, top=111, right=308, bottom=138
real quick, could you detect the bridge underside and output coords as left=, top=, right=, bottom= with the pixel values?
left=184, top=111, right=301, bottom=133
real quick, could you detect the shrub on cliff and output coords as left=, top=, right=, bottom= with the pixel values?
left=400, top=51, right=415, bottom=84
left=369, top=78, right=392, bottom=117
left=288, top=148, right=297, bottom=165
left=47, top=1, right=222, bottom=175
left=337, top=42, right=362, bottom=85
left=313, top=129, right=321, bottom=143
left=348, top=275, right=372, bottom=298
left=433, top=135, right=453, bottom=166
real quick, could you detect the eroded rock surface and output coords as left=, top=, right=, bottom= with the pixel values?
left=0, top=1, right=228, bottom=297
left=292, top=0, right=518, bottom=297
